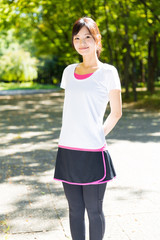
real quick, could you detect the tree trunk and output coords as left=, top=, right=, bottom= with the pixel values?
left=124, top=41, right=130, bottom=99
left=123, top=19, right=131, bottom=99
left=140, top=59, right=145, bottom=84
left=147, top=31, right=158, bottom=93
left=103, top=0, right=113, bottom=63
left=132, top=57, right=137, bottom=101
left=119, top=0, right=131, bottom=99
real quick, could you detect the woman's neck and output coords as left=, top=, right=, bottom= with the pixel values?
left=82, top=54, right=101, bottom=69
left=75, top=53, right=102, bottom=75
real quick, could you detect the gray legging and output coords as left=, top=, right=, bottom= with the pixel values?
left=62, top=182, right=107, bottom=240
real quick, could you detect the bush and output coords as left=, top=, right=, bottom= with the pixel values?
left=0, top=48, right=38, bottom=82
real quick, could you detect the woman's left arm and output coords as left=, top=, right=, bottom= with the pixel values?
left=103, top=89, right=122, bottom=136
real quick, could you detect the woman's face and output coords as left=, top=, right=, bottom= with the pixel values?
left=73, top=26, right=97, bottom=57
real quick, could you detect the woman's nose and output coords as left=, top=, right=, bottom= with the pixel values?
left=80, top=38, right=86, bottom=45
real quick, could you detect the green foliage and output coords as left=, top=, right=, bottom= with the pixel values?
left=122, top=89, right=160, bottom=111
left=0, top=0, right=159, bottom=95
left=0, top=29, right=38, bottom=82
left=37, top=57, right=65, bottom=84
left=0, top=46, right=38, bottom=82
left=0, top=81, right=58, bottom=90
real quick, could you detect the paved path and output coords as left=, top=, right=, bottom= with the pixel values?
left=0, top=91, right=160, bottom=240
left=0, top=89, right=58, bottom=96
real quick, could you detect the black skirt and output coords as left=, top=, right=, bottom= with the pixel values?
left=54, top=147, right=116, bottom=185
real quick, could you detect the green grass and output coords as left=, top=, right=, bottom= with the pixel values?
left=1, top=82, right=159, bottom=111
left=122, top=88, right=160, bottom=111
left=0, top=81, right=59, bottom=90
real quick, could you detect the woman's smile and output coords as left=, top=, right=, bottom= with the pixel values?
left=73, top=26, right=97, bottom=57
left=79, top=47, right=89, bottom=50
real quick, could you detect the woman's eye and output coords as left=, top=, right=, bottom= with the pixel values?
left=86, top=35, right=91, bottom=38
left=74, top=37, right=79, bottom=40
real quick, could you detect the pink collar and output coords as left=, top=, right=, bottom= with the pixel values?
left=74, top=72, right=93, bottom=80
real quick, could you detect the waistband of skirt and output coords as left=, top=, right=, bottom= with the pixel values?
left=58, top=143, right=107, bottom=152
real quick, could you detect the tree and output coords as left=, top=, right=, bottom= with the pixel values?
left=0, top=0, right=159, bottom=92
left=0, top=46, right=38, bottom=82
left=136, top=0, right=160, bottom=93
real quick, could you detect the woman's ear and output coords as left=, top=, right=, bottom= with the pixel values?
left=96, top=34, right=101, bottom=49
left=97, top=34, right=101, bottom=42
left=96, top=34, right=101, bottom=48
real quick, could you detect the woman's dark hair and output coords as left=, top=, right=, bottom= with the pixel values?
left=72, top=17, right=102, bottom=58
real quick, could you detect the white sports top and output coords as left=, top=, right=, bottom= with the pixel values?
left=58, top=62, right=121, bottom=149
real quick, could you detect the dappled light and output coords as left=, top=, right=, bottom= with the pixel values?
left=105, top=109, right=160, bottom=144
left=0, top=91, right=160, bottom=239
left=0, top=91, right=67, bottom=236
left=0, top=0, right=160, bottom=238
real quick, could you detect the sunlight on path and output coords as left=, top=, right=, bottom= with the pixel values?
left=0, top=92, right=160, bottom=240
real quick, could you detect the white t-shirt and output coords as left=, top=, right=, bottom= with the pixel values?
left=58, top=62, right=121, bottom=149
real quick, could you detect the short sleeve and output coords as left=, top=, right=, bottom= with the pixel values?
left=60, top=67, right=67, bottom=89
left=104, top=65, right=121, bottom=93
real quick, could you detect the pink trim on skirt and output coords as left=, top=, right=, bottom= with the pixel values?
left=53, top=144, right=114, bottom=185
left=53, top=176, right=116, bottom=185
left=58, top=144, right=107, bottom=152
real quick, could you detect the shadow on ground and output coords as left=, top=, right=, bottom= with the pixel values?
left=0, top=91, right=160, bottom=234
left=105, top=108, right=160, bottom=143
left=0, top=92, right=66, bottom=234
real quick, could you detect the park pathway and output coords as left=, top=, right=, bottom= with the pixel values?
left=0, top=90, right=160, bottom=240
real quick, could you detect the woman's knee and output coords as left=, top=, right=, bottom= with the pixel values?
left=85, top=199, right=103, bottom=218
left=69, top=205, right=85, bottom=219
left=63, top=183, right=85, bottom=220
left=83, top=184, right=107, bottom=210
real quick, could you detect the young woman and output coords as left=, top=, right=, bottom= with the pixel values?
left=54, top=17, right=122, bottom=240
